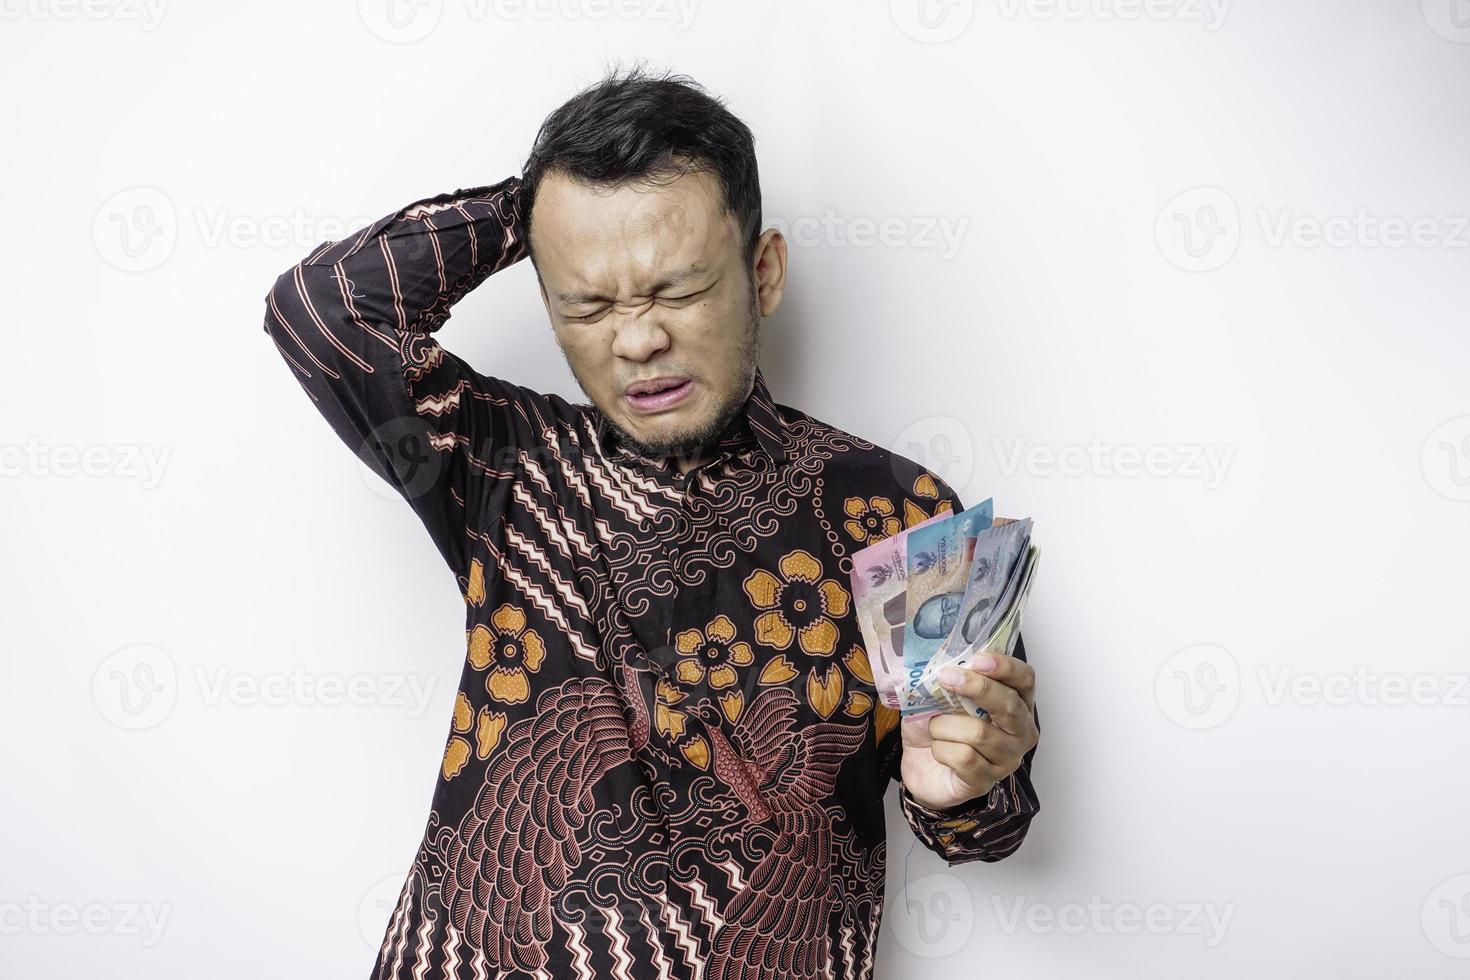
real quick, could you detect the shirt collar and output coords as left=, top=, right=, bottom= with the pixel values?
left=594, top=367, right=791, bottom=469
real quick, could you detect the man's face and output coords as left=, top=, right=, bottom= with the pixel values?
left=529, top=166, right=786, bottom=466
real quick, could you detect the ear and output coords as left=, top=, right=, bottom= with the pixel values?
left=750, top=227, right=788, bottom=318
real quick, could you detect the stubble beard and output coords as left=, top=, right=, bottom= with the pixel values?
left=574, top=282, right=763, bottom=467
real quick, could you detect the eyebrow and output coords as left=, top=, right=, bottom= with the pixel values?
left=555, top=264, right=713, bottom=305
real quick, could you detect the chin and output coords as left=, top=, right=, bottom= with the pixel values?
left=615, top=408, right=720, bottom=459
left=599, top=372, right=750, bottom=460
left=629, top=420, right=709, bottom=454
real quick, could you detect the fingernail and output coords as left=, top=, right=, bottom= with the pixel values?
left=973, top=655, right=997, bottom=673
left=939, top=666, right=964, bottom=688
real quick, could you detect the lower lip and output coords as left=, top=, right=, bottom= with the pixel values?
left=625, top=380, right=693, bottom=412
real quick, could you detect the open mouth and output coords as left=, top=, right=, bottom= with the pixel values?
left=624, top=377, right=693, bottom=412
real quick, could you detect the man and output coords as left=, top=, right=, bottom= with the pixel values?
left=263, top=66, right=1039, bottom=979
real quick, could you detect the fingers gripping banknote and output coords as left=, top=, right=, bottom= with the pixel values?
left=849, top=498, right=1040, bottom=720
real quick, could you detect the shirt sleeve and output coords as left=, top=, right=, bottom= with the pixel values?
left=261, top=176, right=534, bottom=581
left=879, top=462, right=1042, bottom=865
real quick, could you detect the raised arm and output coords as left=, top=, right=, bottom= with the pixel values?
left=261, top=176, right=530, bottom=579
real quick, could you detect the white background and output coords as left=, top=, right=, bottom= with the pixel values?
left=3, top=1, right=1469, bottom=977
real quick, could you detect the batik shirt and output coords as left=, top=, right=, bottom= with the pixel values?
left=261, top=175, right=1040, bottom=980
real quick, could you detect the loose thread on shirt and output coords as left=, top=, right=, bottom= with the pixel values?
left=902, top=831, right=919, bottom=897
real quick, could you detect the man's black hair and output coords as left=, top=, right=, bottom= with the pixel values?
left=518, top=63, right=763, bottom=269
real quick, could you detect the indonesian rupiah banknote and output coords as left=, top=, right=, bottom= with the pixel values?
left=849, top=510, right=952, bottom=710
left=917, top=540, right=1041, bottom=718
left=849, top=495, right=1041, bottom=720
left=901, top=500, right=994, bottom=717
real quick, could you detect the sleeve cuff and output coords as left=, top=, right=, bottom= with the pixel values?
left=900, top=780, right=1002, bottom=822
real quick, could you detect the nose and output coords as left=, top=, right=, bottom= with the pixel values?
left=608, top=305, right=672, bottom=363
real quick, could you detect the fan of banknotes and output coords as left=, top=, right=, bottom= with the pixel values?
left=850, top=499, right=1040, bottom=720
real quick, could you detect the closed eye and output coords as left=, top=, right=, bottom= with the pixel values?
left=561, top=284, right=713, bottom=321
left=659, top=285, right=713, bottom=304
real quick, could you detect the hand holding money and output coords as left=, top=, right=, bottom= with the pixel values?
left=848, top=494, right=1041, bottom=809
left=898, top=650, right=1039, bottom=811
left=849, top=496, right=1041, bottom=720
